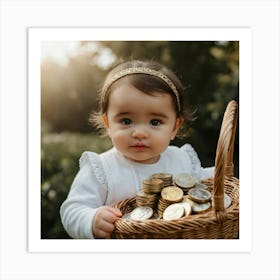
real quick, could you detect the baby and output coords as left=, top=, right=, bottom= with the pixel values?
left=60, top=60, right=214, bottom=238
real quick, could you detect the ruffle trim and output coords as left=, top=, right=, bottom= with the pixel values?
left=181, top=144, right=201, bottom=180
left=79, top=151, right=108, bottom=187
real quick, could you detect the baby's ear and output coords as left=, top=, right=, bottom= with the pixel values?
left=175, top=117, right=184, bottom=131
left=171, top=117, right=184, bottom=140
left=102, top=115, right=109, bottom=128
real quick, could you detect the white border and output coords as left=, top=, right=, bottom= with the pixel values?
left=28, top=27, right=252, bottom=253
left=1, top=1, right=279, bottom=279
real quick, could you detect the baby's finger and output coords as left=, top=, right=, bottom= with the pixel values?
left=96, top=220, right=115, bottom=237
left=102, top=209, right=121, bottom=224
left=107, top=207, right=122, bottom=217
left=94, top=228, right=112, bottom=239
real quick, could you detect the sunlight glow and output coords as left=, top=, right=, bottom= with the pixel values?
left=41, top=41, right=116, bottom=69
left=41, top=41, right=80, bottom=65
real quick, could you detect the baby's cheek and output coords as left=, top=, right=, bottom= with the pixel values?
left=111, top=133, right=129, bottom=149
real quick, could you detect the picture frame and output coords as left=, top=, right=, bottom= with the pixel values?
left=1, top=1, right=279, bottom=279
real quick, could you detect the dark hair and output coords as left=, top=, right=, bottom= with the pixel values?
left=90, top=60, right=194, bottom=138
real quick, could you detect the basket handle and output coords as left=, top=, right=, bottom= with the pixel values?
left=212, top=100, right=238, bottom=221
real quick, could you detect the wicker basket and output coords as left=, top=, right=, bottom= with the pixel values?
left=112, top=100, right=239, bottom=239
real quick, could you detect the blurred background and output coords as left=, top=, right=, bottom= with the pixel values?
left=41, top=41, right=239, bottom=238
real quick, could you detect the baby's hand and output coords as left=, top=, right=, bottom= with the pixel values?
left=93, top=206, right=122, bottom=238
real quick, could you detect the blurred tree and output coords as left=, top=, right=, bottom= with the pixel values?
left=41, top=51, right=104, bottom=132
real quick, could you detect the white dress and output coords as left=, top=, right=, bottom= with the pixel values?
left=60, top=144, right=214, bottom=239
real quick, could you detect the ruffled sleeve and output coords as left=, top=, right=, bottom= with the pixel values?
left=79, top=151, right=108, bottom=188
left=181, top=144, right=215, bottom=180
left=60, top=152, right=108, bottom=239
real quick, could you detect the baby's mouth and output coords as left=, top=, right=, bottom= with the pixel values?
left=131, top=143, right=149, bottom=150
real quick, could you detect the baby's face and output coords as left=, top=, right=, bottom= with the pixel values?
left=104, top=82, right=181, bottom=164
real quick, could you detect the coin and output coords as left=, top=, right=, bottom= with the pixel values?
left=163, top=203, right=185, bottom=220
left=182, top=195, right=194, bottom=206
left=136, top=190, right=158, bottom=200
left=130, top=207, right=153, bottom=221
left=157, top=201, right=169, bottom=210
left=179, top=201, right=192, bottom=216
left=121, top=212, right=132, bottom=220
left=161, top=186, right=183, bottom=203
left=224, top=193, right=232, bottom=209
left=157, top=197, right=172, bottom=217
left=194, top=182, right=208, bottom=190
left=136, top=190, right=158, bottom=209
left=174, top=173, right=196, bottom=190
left=192, top=201, right=211, bottom=214
left=141, top=178, right=164, bottom=194
left=188, top=188, right=212, bottom=203
left=151, top=173, right=173, bottom=186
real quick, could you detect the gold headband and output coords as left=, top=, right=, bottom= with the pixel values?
left=103, top=67, right=181, bottom=112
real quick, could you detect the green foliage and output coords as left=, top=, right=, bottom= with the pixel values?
left=41, top=130, right=112, bottom=238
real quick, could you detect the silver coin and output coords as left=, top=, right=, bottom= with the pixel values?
left=188, top=188, right=212, bottom=203
left=163, top=203, right=185, bottom=220
left=174, top=173, right=196, bottom=189
left=194, top=182, right=208, bottom=190
left=130, top=206, right=153, bottom=221
left=192, top=201, right=211, bottom=213
left=224, top=193, right=232, bottom=209
left=121, top=212, right=132, bottom=220
left=179, top=201, right=192, bottom=216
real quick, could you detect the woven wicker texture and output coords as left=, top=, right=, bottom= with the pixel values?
left=112, top=100, right=239, bottom=239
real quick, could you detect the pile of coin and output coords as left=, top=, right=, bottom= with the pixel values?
left=135, top=174, right=172, bottom=210
left=120, top=172, right=232, bottom=222
left=183, top=187, right=212, bottom=214
left=136, top=190, right=158, bottom=209
left=157, top=197, right=172, bottom=217
left=183, top=188, right=232, bottom=214
left=158, top=186, right=184, bottom=217
left=186, top=196, right=211, bottom=214
left=141, top=178, right=164, bottom=194
left=151, top=173, right=173, bottom=187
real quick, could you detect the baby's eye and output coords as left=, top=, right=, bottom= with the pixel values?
left=150, top=119, right=161, bottom=126
left=120, top=118, right=132, bottom=125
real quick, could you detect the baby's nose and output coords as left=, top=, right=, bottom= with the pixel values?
left=131, top=125, right=149, bottom=139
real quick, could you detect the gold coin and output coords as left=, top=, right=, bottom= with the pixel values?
left=158, top=197, right=171, bottom=205
left=142, top=178, right=164, bottom=194
left=151, top=172, right=172, bottom=179
left=150, top=178, right=164, bottom=192
left=161, top=186, right=183, bottom=203
left=136, top=190, right=148, bottom=197
left=163, top=203, right=185, bottom=220
left=151, top=173, right=173, bottom=186
left=136, top=191, right=158, bottom=203
left=192, top=201, right=211, bottom=214
left=174, top=173, right=196, bottom=189
left=188, top=188, right=212, bottom=203
left=130, top=207, right=153, bottom=221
